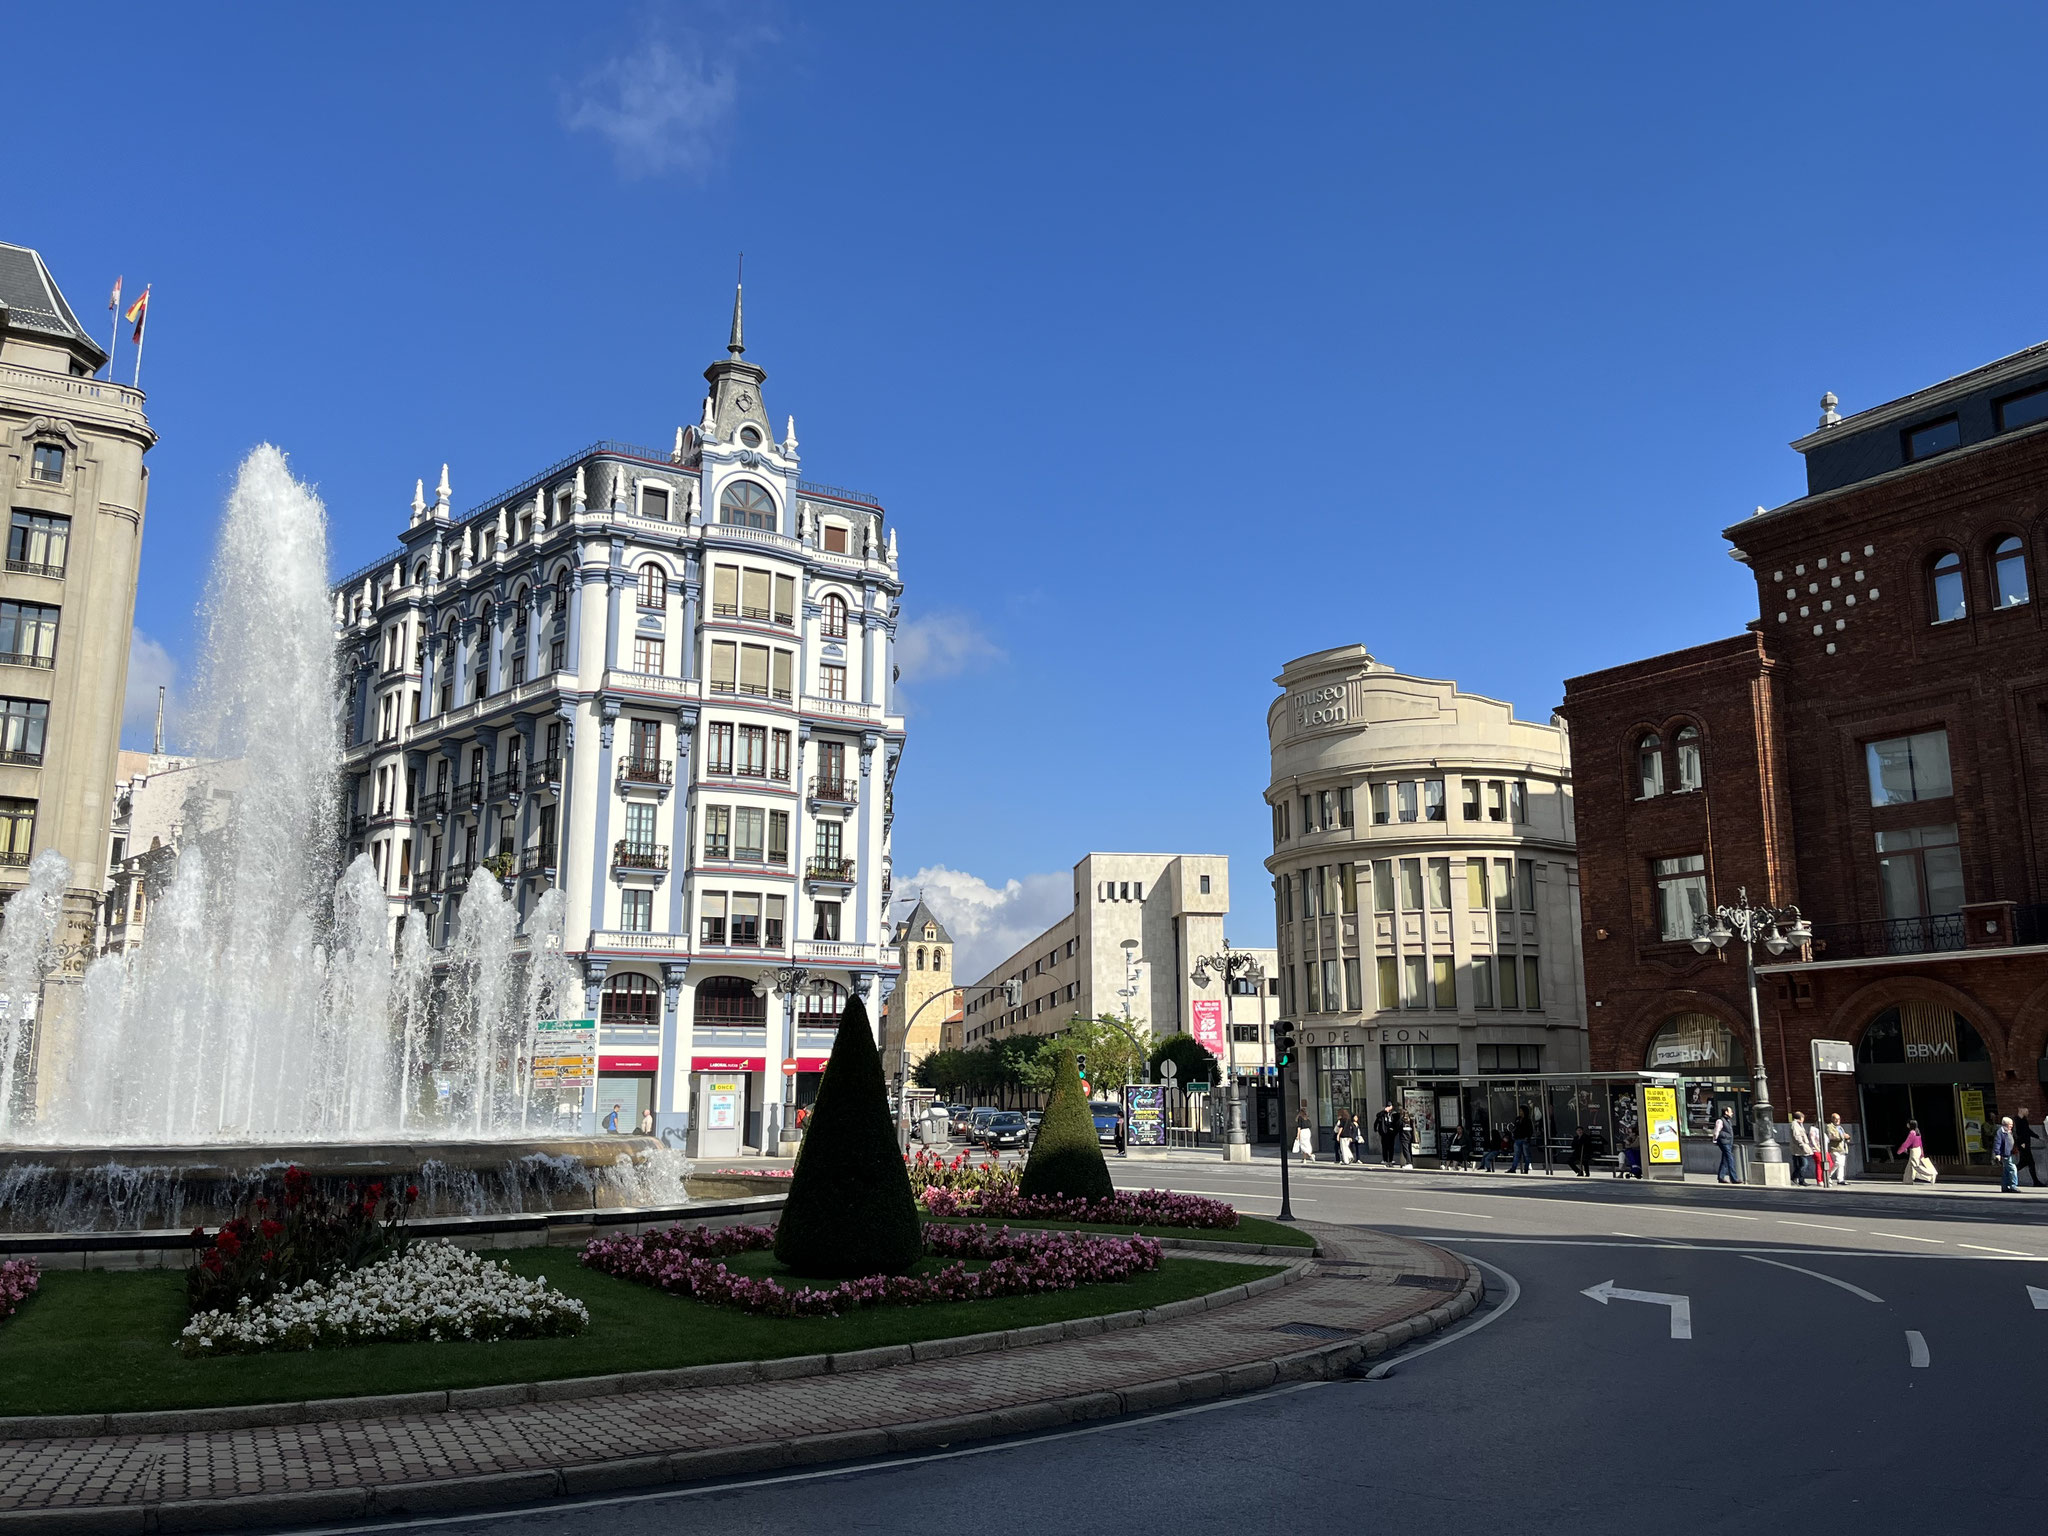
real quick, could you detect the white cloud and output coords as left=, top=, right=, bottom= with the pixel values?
left=562, top=24, right=759, bottom=180
left=895, top=612, right=1002, bottom=683
left=121, top=630, right=182, bottom=752
left=896, top=864, right=1071, bottom=981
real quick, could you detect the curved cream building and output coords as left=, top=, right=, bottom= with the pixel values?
left=1265, top=645, right=1585, bottom=1155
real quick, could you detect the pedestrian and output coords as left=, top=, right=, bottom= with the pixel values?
left=1898, top=1120, right=1938, bottom=1184
left=1374, top=1102, right=1398, bottom=1167
left=1710, top=1105, right=1739, bottom=1183
left=1996, top=1117, right=2019, bottom=1192
left=1620, top=1123, right=1642, bottom=1180
left=602, top=1101, right=622, bottom=1134
left=1825, top=1111, right=1852, bottom=1186
left=1788, top=1111, right=1813, bottom=1186
left=1114, top=1110, right=1127, bottom=1159
left=636, top=1107, right=654, bottom=1136
left=1512, top=1106, right=1534, bottom=1174
left=1569, top=1123, right=1592, bottom=1177
left=1336, top=1112, right=1357, bottom=1165
left=1398, top=1109, right=1417, bottom=1168
left=1292, top=1108, right=1316, bottom=1160
left=2015, top=1108, right=2040, bottom=1187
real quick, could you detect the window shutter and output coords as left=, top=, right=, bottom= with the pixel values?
left=712, top=565, right=738, bottom=614
left=710, top=641, right=736, bottom=690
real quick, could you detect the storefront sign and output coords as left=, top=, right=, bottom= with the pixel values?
left=1303, top=1026, right=1433, bottom=1047
left=1125, top=1085, right=1166, bottom=1147
left=1643, top=1084, right=1682, bottom=1165
left=706, top=1079, right=741, bottom=1130
left=1901, top=1005, right=1959, bottom=1062
left=600, top=1055, right=658, bottom=1073
left=1191, top=1000, right=1225, bottom=1053
left=692, top=1056, right=766, bottom=1073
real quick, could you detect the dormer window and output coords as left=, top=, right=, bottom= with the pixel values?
left=641, top=485, right=670, bottom=521
left=29, top=445, right=63, bottom=485
left=719, top=479, right=775, bottom=530
left=1904, top=416, right=1960, bottom=462
left=822, top=522, right=850, bottom=554
left=1997, top=384, right=2048, bottom=433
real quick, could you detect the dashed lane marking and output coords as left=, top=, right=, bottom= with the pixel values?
left=1778, top=1220, right=1855, bottom=1231
left=1744, top=1255, right=1884, bottom=1303
left=1906, top=1330, right=1930, bottom=1368
left=1403, top=1207, right=1496, bottom=1219
left=1958, top=1242, right=2032, bottom=1256
left=1867, top=1232, right=1944, bottom=1244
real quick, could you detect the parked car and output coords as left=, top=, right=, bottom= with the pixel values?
left=983, top=1110, right=1032, bottom=1151
left=1089, top=1100, right=1123, bottom=1145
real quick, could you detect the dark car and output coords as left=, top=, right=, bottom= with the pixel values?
left=983, top=1111, right=1032, bottom=1151
left=1089, top=1100, right=1123, bottom=1145
left=966, top=1107, right=1001, bottom=1144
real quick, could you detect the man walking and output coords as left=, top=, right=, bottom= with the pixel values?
left=1996, top=1116, right=2020, bottom=1192
left=1374, top=1102, right=1399, bottom=1167
left=1825, top=1111, right=1852, bottom=1185
left=1788, top=1111, right=1813, bottom=1186
left=2014, top=1108, right=2039, bottom=1187
left=1710, top=1105, right=1739, bottom=1184
left=1512, top=1106, right=1534, bottom=1173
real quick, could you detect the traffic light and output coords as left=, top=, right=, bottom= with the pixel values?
left=1273, top=1022, right=1296, bottom=1068
left=1075, top=1052, right=1088, bottom=1078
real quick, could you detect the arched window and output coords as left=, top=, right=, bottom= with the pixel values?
left=800, top=981, right=848, bottom=1020
left=1930, top=550, right=1966, bottom=622
left=638, top=564, right=667, bottom=609
left=932, top=947, right=944, bottom=970
left=915, top=946, right=926, bottom=971
left=1674, top=725, right=1702, bottom=792
left=1993, top=536, right=2031, bottom=609
left=600, top=972, right=660, bottom=1024
left=412, top=562, right=428, bottom=587
left=1635, top=733, right=1664, bottom=799
left=1645, top=1012, right=1745, bottom=1073
left=719, top=479, right=776, bottom=530
left=692, top=974, right=766, bottom=1026
left=821, top=593, right=848, bottom=639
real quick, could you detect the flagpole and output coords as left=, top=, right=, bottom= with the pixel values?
left=106, top=279, right=121, bottom=382
left=131, top=285, right=150, bottom=390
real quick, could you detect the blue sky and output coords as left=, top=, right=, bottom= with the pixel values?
left=17, top=4, right=2048, bottom=973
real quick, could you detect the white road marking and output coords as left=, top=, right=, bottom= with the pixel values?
left=1744, top=1255, right=1884, bottom=1303
left=1365, top=1253, right=1522, bottom=1379
left=1905, top=1330, right=1930, bottom=1367
left=1867, top=1231, right=1944, bottom=1244
left=1778, top=1220, right=1855, bottom=1231
left=1404, top=1207, right=1496, bottom=1219
left=1582, top=1279, right=1692, bottom=1338
left=2028, top=1285, right=2048, bottom=1309
left=1958, top=1243, right=2031, bottom=1256
left=1684, top=1210, right=1760, bottom=1221
left=1447, top=1237, right=2045, bottom=1261
left=1165, top=1188, right=1316, bottom=1202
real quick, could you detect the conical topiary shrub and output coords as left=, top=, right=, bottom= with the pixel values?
left=1020, top=1047, right=1114, bottom=1201
left=773, top=993, right=924, bottom=1278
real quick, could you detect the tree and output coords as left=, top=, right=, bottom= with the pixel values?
left=1061, top=1013, right=1148, bottom=1093
left=1150, top=1034, right=1220, bottom=1087
left=1019, top=1046, right=1113, bottom=1201
left=774, top=994, right=924, bottom=1277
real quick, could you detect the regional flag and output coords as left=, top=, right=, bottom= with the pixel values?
left=126, top=287, right=149, bottom=343
left=108, top=276, right=122, bottom=314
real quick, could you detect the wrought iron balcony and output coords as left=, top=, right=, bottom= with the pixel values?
left=808, top=775, right=857, bottom=808
left=619, top=756, right=673, bottom=786
left=442, top=859, right=473, bottom=891
left=1808, top=914, right=1966, bottom=961
left=489, top=766, right=523, bottom=800
left=459, top=781, right=484, bottom=809
left=5, top=558, right=64, bottom=579
left=520, top=845, right=556, bottom=876
left=613, top=840, right=670, bottom=871
left=418, top=789, right=450, bottom=817
left=532, top=755, right=563, bottom=788
left=805, top=857, right=856, bottom=886
left=0, top=748, right=42, bottom=767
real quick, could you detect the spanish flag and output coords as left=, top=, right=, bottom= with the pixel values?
left=125, top=286, right=149, bottom=344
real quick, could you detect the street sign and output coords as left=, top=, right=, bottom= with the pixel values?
left=1812, top=1039, right=1854, bottom=1074
left=1157, top=1058, right=1178, bottom=1080
left=781, top=1057, right=800, bottom=1075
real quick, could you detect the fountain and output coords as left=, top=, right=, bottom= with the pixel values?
left=0, top=447, right=693, bottom=1236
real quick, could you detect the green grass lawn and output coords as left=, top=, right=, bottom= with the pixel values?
left=0, top=1249, right=1279, bottom=1416
left=929, top=1212, right=1316, bottom=1250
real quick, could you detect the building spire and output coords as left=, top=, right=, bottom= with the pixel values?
left=152, top=686, right=165, bottom=756
left=728, top=254, right=745, bottom=357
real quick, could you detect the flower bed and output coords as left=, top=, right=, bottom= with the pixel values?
left=917, top=1184, right=1238, bottom=1230
left=581, top=1222, right=1163, bottom=1319
left=0, top=1259, right=37, bottom=1321
left=178, top=1243, right=589, bottom=1358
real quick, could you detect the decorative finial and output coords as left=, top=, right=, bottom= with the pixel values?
left=785, top=414, right=798, bottom=453
left=728, top=254, right=745, bottom=357
left=701, top=393, right=716, bottom=431
left=673, top=425, right=686, bottom=462
left=1818, top=391, right=1841, bottom=428
left=573, top=463, right=587, bottom=512
left=435, top=463, right=451, bottom=509
left=411, top=478, right=426, bottom=521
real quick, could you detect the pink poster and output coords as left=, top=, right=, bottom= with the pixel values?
left=1191, top=999, right=1225, bottom=1053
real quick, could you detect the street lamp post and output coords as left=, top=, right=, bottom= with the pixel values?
left=1690, top=886, right=1812, bottom=1187
left=754, top=964, right=816, bottom=1156
left=1191, top=941, right=1262, bottom=1164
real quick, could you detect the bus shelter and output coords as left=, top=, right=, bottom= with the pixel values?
left=1380, top=1069, right=1697, bottom=1173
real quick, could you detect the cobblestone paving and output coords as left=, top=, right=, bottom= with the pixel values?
left=0, top=1225, right=1464, bottom=1518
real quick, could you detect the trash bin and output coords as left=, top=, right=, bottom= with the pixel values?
left=918, top=1105, right=950, bottom=1144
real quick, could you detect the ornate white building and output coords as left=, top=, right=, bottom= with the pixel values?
left=331, top=291, right=905, bottom=1148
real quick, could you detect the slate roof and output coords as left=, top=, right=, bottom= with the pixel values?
left=0, top=241, right=107, bottom=367
left=894, top=898, right=953, bottom=947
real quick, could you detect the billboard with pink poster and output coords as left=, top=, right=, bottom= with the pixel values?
left=1191, top=999, right=1225, bottom=1054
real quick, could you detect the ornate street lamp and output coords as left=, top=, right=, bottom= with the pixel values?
left=1690, top=886, right=1812, bottom=1183
left=754, top=964, right=825, bottom=1153
left=1191, top=941, right=1264, bottom=1164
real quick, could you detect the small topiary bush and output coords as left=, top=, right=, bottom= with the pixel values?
left=1019, top=1047, right=1113, bottom=1201
left=773, top=994, right=925, bottom=1278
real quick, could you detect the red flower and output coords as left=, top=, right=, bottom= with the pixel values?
left=261, top=1249, right=274, bottom=1262
left=259, top=1219, right=282, bottom=1238
left=253, top=1196, right=269, bottom=1212
left=215, top=1228, right=241, bottom=1255
left=188, top=1226, right=206, bottom=1242
left=404, top=1185, right=419, bottom=1202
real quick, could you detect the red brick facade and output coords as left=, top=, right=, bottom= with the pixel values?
left=1561, top=394, right=2048, bottom=1169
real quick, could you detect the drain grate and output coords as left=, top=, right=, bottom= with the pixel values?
left=1394, top=1273, right=1462, bottom=1292
left=1273, top=1321, right=1361, bottom=1340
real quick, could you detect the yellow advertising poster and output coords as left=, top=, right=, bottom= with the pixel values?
left=1643, top=1085, right=1682, bottom=1165
left=1961, top=1089, right=1986, bottom=1156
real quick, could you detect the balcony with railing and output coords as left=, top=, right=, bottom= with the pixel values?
left=613, top=840, right=670, bottom=872
left=618, top=756, right=673, bottom=787
left=489, top=766, right=523, bottom=800
left=519, top=845, right=556, bottom=877
left=5, top=557, right=64, bottom=579
left=458, top=781, right=485, bottom=809
left=0, top=748, right=42, bottom=767
left=808, top=775, right=857, bottom=809
left=805, top=857, right=856, bottom=887
left=441, top=859, right=474, bottom=892
left=532, top=755, right=563, bottom=788
left=419, top=788, right=451, bottom=817
left=0, top=651, right=55, bottom=671
left=1807, top=914, right=1966, bottom=962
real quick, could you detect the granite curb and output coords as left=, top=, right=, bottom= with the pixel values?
left=0, top=1242, right=1315, bottom=1442
left=0, top=1247, right=1480, bottom=1536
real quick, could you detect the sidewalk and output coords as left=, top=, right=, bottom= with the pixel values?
left=0, top=1225, right=1475, bottom=1533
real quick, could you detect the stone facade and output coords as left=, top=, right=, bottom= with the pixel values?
left=881, top=898, right=957, bottom=1084
left=1265, top=646, right=1588, bottom=1136
left=331, top=291, right=904, bottom=1149
left=1561, top=343, right=2048, bottom=1173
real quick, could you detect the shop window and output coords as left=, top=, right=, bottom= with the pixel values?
left=1646, top=1013, right=1744, bottom=1071
left=1478, top=1044, right=1541, bottom=1074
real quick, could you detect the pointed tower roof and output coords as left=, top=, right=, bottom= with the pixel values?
left=898, top=898, right=954, bottom=948
left=727, top=276, right=745, bottom=356
left=703, top=272, right=772, bottom=447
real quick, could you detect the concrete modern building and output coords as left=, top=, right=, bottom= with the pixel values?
left=0, top=240, right=153, bottom=1104
left=881, top=897, right=957, bottom=1085
left=97, top=745, right=208, bottom=955
left=331, top=289, right=904, bottom=1149
left=959, top=852, right=1233, bottom=1051
left=1266, top=646, right=1587, bottom=1156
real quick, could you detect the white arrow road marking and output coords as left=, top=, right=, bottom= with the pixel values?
left=1744, top=1255, right=1884, bottom=1303
left=1905, top=1330, right=1930, bottom=1368
left=1582, top=1279, right=1692, bottom=1338
left=2026, top=1285, right=2048, bottom=1309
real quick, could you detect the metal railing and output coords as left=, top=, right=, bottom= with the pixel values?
left=797, top=479, right=882, bottom=509
left=0, top=749, right=42, bottom=767
left=5, top=559, right=64, bottom=579
left=808, top=775, right=857, bottom=805
left=805, top=857, right=856, bottom=884
left=0, top=652, right=55, bottom=670
left=614, top=841, right=670, bottom=871
left=532, top=756, right=563, bottom=786
left=519, top=846, right=555, bottom=876
left=1809, top=913, right=1966, bottom=960
left=619, top=756, right=673, bottom=785
left=489, top=767, right=523, bottom=799
left=419, top=789, right=450, bottom=817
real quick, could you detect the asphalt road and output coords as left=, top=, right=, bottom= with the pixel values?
left=310, top=1154, right=2048, bottom=1535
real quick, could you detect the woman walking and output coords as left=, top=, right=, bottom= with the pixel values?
left=1292, top=1108, right=1316, bottom=1161
left=1899, top=1120, right=1938, bottom=1184
left=1397, top=1109, right=1417, bottom=1168
left=1336, top=1112, right=1357, bottom=1165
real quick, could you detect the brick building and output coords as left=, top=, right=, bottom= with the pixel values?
left=1562, top=344, right=2048, bottom=1176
